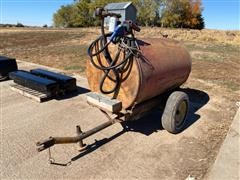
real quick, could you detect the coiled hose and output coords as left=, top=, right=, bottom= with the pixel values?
left=88, top=20, right=140, bottom=95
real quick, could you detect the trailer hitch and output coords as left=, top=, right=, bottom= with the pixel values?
left=36, top=110, right=119, bottom=164
left=36, top=125, right=86, bottom=152
left=36, top=137, right=55, bottom=152
left=36, top=118, right=115, bottom=153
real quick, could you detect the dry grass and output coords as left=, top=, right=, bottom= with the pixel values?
left=138, top=27, right=240, bottom=45
left=0, top=27, right=239, bottom=179
left=0, top=27, right=239, bottom=90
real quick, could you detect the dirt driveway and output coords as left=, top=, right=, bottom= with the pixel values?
left=1, top=61, right=238, bottom=180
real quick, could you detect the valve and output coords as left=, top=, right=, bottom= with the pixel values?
left=127, top=20, right=141, bottom=32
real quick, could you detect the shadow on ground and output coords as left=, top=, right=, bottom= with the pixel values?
left=119, top=88, right=209, bottom=135
left=181, top=88, right=210, bottom=131
left=56, top=86, right=90, bottom=101
left=51, top=88, right=209, bottom=166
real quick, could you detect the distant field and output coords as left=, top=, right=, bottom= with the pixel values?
left=0, top=27, right=239, bottom=91
left=0, top=26, right=239, bottom=107
left=0, top=27, right=239, bottom=179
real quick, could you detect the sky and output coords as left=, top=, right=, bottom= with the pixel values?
left=0, top=0, right=239, bottom=30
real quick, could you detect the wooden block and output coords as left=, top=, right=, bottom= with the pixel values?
left=10, top=83, right=51, bottom=103
left=86, top=92, right=122, bottom=113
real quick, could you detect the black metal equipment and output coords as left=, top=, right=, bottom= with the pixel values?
left=9, top=70, right=59, bottom=95
left=30, top=68, right=77, bottom=93
left=0, top=56, right=18, bottom=81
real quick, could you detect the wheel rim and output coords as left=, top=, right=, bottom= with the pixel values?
left=175, top=100, right=187, bottom=127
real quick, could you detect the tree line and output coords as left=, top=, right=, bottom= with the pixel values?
left=53, top=0, right=204, bottom=29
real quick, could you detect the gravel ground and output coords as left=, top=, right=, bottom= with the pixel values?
left=0, top=61, right=238, bottom=180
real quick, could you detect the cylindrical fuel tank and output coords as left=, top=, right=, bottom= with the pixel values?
left=86, top=38, right=191, bottom=109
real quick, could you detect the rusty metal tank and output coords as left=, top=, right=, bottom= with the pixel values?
left=86, top=38, right=192, bottom=109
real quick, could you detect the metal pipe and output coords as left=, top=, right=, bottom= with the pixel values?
left=79, top=121, right=114, bottom=139
left=36, top=120, right=115, bottom=152
left=54, top=120, right=114, bottom=144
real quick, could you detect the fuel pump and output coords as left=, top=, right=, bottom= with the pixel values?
left=88, top=8, right=141, bottom=94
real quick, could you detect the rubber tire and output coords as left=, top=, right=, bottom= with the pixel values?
left=161, top=91, right=189, bottom=134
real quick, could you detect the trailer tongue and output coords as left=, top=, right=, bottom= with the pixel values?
left=37, top=115, right=115, bottom=152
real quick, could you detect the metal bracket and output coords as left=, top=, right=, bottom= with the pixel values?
left=76, top=125, right=87, bottom=151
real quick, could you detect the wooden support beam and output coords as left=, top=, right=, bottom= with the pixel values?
left=10, top=83, right=51, bottom=103
left=86, top=92, right=122, bottom=113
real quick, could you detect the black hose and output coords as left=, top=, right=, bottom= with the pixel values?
left=87, top=19, right=138, bottom=95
